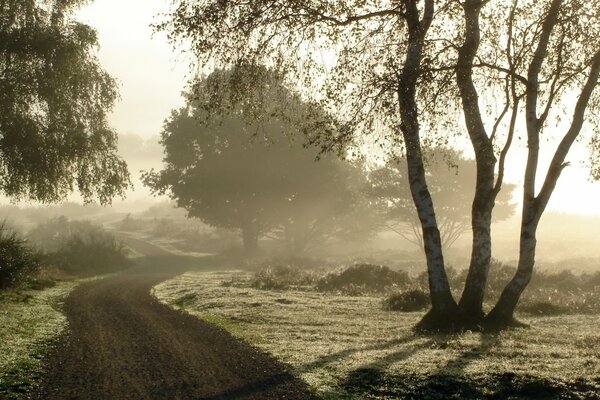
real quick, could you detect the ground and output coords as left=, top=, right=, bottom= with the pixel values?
left=32, top=253, right=314, bottom=400
left=0, top=281, right=80, bottom=399
left=155, top=270, right=600, bottom=399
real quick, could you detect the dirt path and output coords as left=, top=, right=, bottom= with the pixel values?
left=34, top=252, right=314, bottom=399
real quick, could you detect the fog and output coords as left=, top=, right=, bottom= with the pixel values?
left=3, top=1, right=600, bottom=398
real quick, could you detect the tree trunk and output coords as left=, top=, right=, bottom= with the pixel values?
left=404, top=151, right=457, bottom=316
left=455, top=0, right=498, bottom=321
left=241, top=223, right=259, bottom=257
left=397, top=1, right=458, bottom=330
left=486, top=213, right=539, bottom=326
left=459, top=206, right=493, bottom=320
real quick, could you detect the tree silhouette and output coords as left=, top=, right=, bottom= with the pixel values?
left=0, top=0, right=130, bottom=203
left=143, top=66, right=369, bottom=256
left=368, top=149, right=516, bottom=253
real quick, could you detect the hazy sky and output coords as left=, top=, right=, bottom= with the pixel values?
left=76, top=0, right=600, bottom=216
left=77, top=0, right=189, bottom=139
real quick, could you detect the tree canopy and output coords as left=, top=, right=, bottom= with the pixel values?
left=0, top=0, right=130, bottom=204
left=143, top=66, right=369, bottom=256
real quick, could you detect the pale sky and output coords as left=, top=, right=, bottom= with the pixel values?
left=77, top=0, right=189, bottom=139
left=76, top=0, right=600, bottom=216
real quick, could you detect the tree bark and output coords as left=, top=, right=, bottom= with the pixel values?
left=398, top=1, right=458, bottom=328
left=486, top=208, right=539, bottom=325
left=241, top=222, right=259, bottom=256
left=455, top=0, right=498, bottom=320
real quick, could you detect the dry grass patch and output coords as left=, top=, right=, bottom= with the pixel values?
left=155, top=271, right=600, bottom=399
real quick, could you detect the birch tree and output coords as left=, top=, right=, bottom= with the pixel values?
left=368, top=149, right=516, bottom=254
left=0, top=0, right=130, bottom=204
left=469, top=0, right=600, bottom=325
left=158, top=0, right=600, bottom=329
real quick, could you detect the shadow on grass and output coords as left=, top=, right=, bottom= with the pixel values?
left=297, top=334, right=422, bottom=374
left=324, top=332, right=600, bottom=399
left=337, top=370, right=600, bottom=400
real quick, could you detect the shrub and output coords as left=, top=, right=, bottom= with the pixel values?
left=317, top=264, right=409, bottom=294
left=118, top=214, right=148, bottom=232
left=519, top=301, right=567, bottom=316
left=49, top=234, right=131, bottom=276
left=383, top=290, right=430, bottom=312
left=29, top=217, right=132, bottom=276
left=0, top=224, right=40, bottom=289
left=251, top=265, right=316, bottom=290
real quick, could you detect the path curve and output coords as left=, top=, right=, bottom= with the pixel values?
left=34, top=246, right=313, bottom=399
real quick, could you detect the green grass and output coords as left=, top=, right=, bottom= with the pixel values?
left=0, top=281, right=82, bottom=399
left=155, top=271, right=600, bottom=399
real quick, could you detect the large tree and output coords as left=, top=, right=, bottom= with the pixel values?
left=0, top=0, right=130, bottom=204
left=159, top=0, right=599, bottom=329
left=143, top=66, right=368, bottom=256
left=368, top=149, right=516, bottom=253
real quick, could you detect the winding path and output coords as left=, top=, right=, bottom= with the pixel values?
left=34, top=238, right=313, bottom=399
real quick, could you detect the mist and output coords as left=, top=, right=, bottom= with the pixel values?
left=2, top=0, right=600, bottom=399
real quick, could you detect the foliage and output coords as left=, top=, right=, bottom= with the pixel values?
left=143, top=65, right=373, bottom=256
left=28, top=217, right=131, bottom=276
left=0, top=0, right=130, bottom=204
left=368, top=148, right=516, bottom=251
left=0, top=224, right=40, bottom=289
left=317, top=264, right=409, bottom=294
left=250, top=265, right=317, bottom=291
left=382, top=289, right=430, bottom=312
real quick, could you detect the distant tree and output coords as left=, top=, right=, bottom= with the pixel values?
left=143, top=66, right=370, bottom=256
left=0, top=0, right=130, bottom=203
left=368, top=149, right=516, bottom=252
left=267, top=164, right=377, bottom=256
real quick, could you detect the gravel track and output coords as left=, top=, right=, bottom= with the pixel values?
left=34, top=241, right=313, bottom=400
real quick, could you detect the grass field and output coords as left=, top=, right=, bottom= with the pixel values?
left=0, top=281, right=79, bottom=399
left=155, top=271, right=600, bottom=399
left=0, top=281, right=83, bottom=399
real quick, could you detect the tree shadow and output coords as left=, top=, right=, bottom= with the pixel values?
left=334, top=331, right=600, bottom=399
left=297, top=333, right=422, bottom=374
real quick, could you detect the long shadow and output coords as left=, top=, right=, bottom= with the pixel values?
left=297, top=334, right=422, bottom=374
left=337, top=331, right=600, bottom=399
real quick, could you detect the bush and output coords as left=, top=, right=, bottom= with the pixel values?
left=519, top=301, right=567, bottom=316
left=0, top=225, right=40, bottom=289
left=49, top=235, right=131, bottom=276
left=29, top=217, right=132, bottom=276
left=251, top=265, right=316, bottom=290
left=383, top=290, right=430, bottom=312
left=317, top=264, right=409, bottom=294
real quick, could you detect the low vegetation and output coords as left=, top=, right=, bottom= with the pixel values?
left=0, top=281, right=80, bottom=399
left=29, top=217, right=132, bottom=276
left=155, top=270, right=600, bottom=399
left=0, top=225, right=41, bottom=290
left=382, top=290, right=430, bottom=312
left=246, top=260, right=600, bottom=315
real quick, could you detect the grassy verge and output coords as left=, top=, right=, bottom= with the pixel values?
left=0, top=281, right=82, bottom=399
left=155, top=271, right=600, bottom=399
